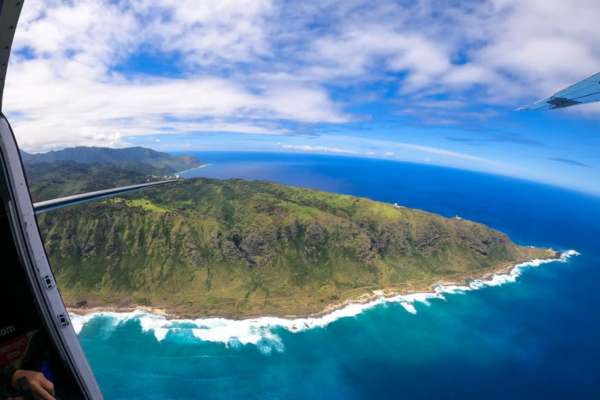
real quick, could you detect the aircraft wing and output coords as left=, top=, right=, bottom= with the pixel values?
left=33, top=180, right=176, bottom=213
left=518, top=72, right=600, bottom=110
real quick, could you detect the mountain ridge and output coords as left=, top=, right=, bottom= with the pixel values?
left=21, top=146, right=203, bottom=176
left=28, top=162, right=556, bottom=319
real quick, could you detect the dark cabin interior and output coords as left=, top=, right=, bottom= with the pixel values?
left=0, top=165, right=84, bottom=399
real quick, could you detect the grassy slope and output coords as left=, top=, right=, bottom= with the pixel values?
left=25, top=161, right=166, bottom=203
left=35, top=174, right=554, bottom=318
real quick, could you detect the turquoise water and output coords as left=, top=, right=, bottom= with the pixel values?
left=76, top=153, right=600, bottom=399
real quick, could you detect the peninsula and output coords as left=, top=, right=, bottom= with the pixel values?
left=26, top=158, right=556, bottom=319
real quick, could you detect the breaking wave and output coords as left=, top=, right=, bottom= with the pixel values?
left=70, top=250, right=578, bottom=355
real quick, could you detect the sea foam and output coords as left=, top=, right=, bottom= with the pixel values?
left=70, top=250, right=578, bottom=354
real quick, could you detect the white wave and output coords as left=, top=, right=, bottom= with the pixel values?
left=70, top=313, right=95, bottom=335
left=463, top=249, right=578, bottom=290
left=399, top=303, right=417, bottom=314
left=70, top=250, right=579, bottom=352
left=69, top=310, right=146, bottom=335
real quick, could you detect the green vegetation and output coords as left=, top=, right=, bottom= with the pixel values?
left=25, top=161, right=167, bottom=203
left=28, top=162, right=554, bottom=318
left=105, top=198, right=170, bottom=213
left=21, top=146, right=203, bottom=176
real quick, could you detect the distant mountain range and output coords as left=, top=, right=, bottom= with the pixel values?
left=21, top=146, right=203, bottom=176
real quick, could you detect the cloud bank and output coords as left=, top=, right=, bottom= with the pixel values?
left=278, top=143, right=358, bottom=154
left=6, top=0, right=600, bottom=151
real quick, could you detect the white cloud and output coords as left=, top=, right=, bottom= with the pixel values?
left=366, top=151, right=375, bottom=155
left=395, top=143, right=488, bottom=163
left=6, top=62, right=344, bottom=151
left=6, top=0, right=600, bottom=151
left=139, top=0, right=274, bottom=66
left=6, top=0, right=346, bottom=151
left=295, top=0, right=600, bottom=110
left=278, top=143, right=357, bottom=154
left=334, top=135, right=500, bottom=166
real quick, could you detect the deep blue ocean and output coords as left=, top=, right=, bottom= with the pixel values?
left=76, top=152, right=600, bottom=400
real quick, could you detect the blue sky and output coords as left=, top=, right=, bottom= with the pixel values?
left=5, top=0, right=600, bottom=194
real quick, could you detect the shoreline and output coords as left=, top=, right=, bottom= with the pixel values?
left=67, top=250, right=570, bottom=322
left=176, top=163, right=212, bottom=175
left=68, top=250, right=578, bottom=348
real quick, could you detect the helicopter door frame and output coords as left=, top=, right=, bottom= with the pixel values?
left=0, top=115, right=104, bottom=400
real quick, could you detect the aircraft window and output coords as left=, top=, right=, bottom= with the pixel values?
left=0, top=173, right=84, bottom=399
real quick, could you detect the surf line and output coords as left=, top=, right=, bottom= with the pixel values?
left=176, top=164, right=212, bottom=175
left=70, top=250, right=579, bottom=350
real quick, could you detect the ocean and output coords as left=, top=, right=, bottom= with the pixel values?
left=74, top=152, right=600, bottom=400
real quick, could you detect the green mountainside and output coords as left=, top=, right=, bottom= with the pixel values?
left=21, top=146, right=202, bottom=176
left=25, top=161, right=165, bottom=203
left=29, top=161, right=554, bottom=318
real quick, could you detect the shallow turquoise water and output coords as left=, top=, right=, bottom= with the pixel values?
left=77, top=153, right=600, bottom=399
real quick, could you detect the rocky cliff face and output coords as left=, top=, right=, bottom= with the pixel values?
left=34, top=175, right=553, bottom=317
